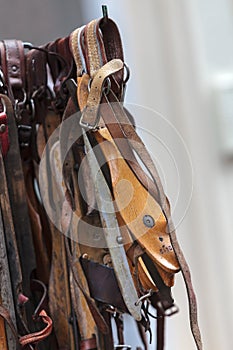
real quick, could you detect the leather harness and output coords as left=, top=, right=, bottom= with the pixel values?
left=0, top=8, right=202, bottom=350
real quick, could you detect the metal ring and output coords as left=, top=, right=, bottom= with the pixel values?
left=0, top=97, right=6, bottom=113
left=29, top=98, right=35, bottom=121
left=135, top=290, right=153, bottom=306
left=88, top=78, right=93, bottom=92
left=88, top=76, right=111, bottom=95
left=103, top=77, right=111, bottom=95
left=123, top=63, right=130, bottom=84
left=16, top=88, right=27, bottom=106
left=0, top=69, right=6, bottom=86
left=23, top=42, right=33, bottom=50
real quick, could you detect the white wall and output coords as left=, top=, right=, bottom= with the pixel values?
left=80, top=1, right=233, bottom=349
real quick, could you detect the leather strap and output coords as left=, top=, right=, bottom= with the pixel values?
left=1, top=94, right=36, bottom=301
left=80, top=257, right=127, bottom=313
left=64, top=236, right=109, bottom=335
left=156, top=312, right=165, bottom=350
left=80, top=59, right=123, bottom=128
left=72, top=16, right=203, bottom=349
left=80, top=336, right=97, bottom=350
left=102, top=92, right=203, bottom=350
left=84, top=20, right=103, bottom=78
left=70, top=27, right=84, bottom=76
left=3, top=40, right=25, bottom=91
left=0, top=305, right=19, bottom=342
left=19, top=310, right=52, bottom=347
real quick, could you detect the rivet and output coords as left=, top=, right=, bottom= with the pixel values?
left=143, top=215, right=155, bottom=228
left=11, top=65, right=18, bottom=72
left=0, top=124, right=6, bottom=133
left=116, top=236, right=123, bottom=244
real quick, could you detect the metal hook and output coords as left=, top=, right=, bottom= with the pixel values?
left=102, top=5, right=108, bottom=19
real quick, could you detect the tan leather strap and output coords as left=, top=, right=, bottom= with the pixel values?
left=84, top=20, right=103, bottom=78
left=80, top=59, right=123, bottom=128
left=70, top=27, right=84, bottom=76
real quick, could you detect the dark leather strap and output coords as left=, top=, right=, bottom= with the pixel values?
left=0, top=40, right=25, bottom=106
left=156, top=312, right=165, bottom=350
left=80, top=257, right=128, bottom=313
left=65, top=237, right=109, bottom=335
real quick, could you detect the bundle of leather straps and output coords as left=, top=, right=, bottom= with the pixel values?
left=0, top=8, right=203, bottom=350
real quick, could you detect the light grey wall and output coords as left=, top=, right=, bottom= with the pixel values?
left=0, top=0, right=83, bottom=45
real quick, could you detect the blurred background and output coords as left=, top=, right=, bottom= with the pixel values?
left=1, top=0, right=233, bottom=349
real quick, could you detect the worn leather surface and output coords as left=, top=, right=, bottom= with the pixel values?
left=0, top=13, right=203, bottom=350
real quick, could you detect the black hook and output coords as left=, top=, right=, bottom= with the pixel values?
left=102, top=5, right=108, bottom=19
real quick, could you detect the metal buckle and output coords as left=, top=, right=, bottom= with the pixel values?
left=80, top=76, right=111, bottom=130
left=18, top=124, right=32, bottom=148
left=164, top=304, right=179, bottom=317
left=18, top=125, right=32, bottom=131
left=79, top=109, right=101, bottom=131
left=156, top=301, right=179, bottom=317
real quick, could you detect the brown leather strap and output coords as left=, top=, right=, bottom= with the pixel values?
left=3, top=40, right=25, bottom=90
left=80, top=336, right=97, bottom=350
left=115, top=314, right=124, bottom=345
left=80, top=257, right=127, bottom=313
left=64, top=237, right=109, bottom=335
left=156, top=312, right=165, bottom=350
left=1, top=94, right=36, bottom=300
left=98, top=17, right=124, bottom=89
left=0, top=305, right=19, bottom=342
left=26, top=48, right=48, bottom=125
